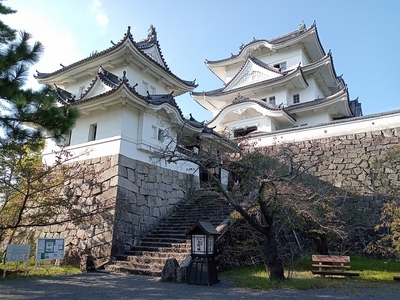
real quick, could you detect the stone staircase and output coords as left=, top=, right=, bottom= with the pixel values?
left=105, top=189, right=234, bottom=276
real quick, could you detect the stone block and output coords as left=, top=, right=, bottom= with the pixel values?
left=109, top=176, right=119, bottom=187
left=119, top=177, right=139, bottom=193
left=140, top=187, right=151, bottom=196
left=131, top=214, right=140, bottom=225
left=99, top=165, right=119, bottom=182
left=110, top=154, right=119, bottom=167
left=127, top=168, right=135, bottom=181
left=151, top=207, right=160, bottom=217
left=160, top=258, right=180, bottom=282
left=100, top=186, right=117, bottom=201
left=177, top=256, right=191, bottom=283
left=119, top=166, right=128, bottom=178
left=118, top=155, right=136, bottom=169
left=140, top=206, right=150, bottom=217
left=77, top=229, right=86, bottom=239
left=136, top=194, right=146, bottom=206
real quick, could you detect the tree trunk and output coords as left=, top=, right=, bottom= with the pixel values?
left=265, top=226, right=285, bottom=280
left=314, top=234, right=329, bottom=255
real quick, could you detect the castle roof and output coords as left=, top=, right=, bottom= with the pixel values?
left=206, top=87, right=355, bottom=131
left=53, top=66, right=226, bottom=139
left=204, top=22, right=325, bottom=82
left=191, top=65, right=308, bottom=112
left=206, top=95, right=296, bottom=129
left=35, top=26, right=197, bottom=95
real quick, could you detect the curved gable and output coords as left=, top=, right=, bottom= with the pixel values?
left=223, top=56, right=282, bottom=92
left=208, top=97, right=295, bottom=132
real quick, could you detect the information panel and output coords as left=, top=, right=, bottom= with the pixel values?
left=36, top=238, right=65, bottom=260
left=5, top=244, right=31, bottom=263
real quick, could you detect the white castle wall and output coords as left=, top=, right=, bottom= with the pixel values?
left=248, top=110, right=400, bottom=147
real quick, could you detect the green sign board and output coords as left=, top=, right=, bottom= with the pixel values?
left=36, top=238, right=65, bottom=260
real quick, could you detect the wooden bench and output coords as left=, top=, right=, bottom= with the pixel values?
left=312, top=255, right=360, bottom=277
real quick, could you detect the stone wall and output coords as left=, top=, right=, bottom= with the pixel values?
left=23, top=126, right=400, bottom=267
left=215, top=127, right=400, bottom=267
left=39, top=155, right=118, bottom=266
left=294, top=127, right=400, bottom=195
left=39, top=154, right=198, bottom=267
left=111, top=155, right=198, bottom=255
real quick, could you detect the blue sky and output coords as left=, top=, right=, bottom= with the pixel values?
left=3, top=0, right=400, bottom=122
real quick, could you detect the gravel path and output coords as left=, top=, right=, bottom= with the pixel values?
left=1, top=272, right=400, bottom=300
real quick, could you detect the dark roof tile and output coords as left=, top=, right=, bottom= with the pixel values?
left=35, top=26, right=197, bottom=88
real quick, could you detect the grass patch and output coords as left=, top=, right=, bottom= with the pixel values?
left=220, top=256, right=400, bottom=290
left=0, top=261, right=81, bottom=279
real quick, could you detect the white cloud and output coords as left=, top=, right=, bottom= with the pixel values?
left=3, top=9, right=84, bottom=90
left=89, top=0, right=109, bottom=34
left=96, top=12, right=109, bottom=28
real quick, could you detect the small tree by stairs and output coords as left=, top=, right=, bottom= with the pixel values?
left=105, top=189, right=234, bottom=276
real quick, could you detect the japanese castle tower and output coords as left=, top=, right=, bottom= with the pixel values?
left=191, top=22, right=362, bottom=140
left=34, top=26, right=233, bottom=260
left=33, top=22, right=392, bottom=263
left=36, top=26, right=228, bottom=169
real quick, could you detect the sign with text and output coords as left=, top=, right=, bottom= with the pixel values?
left=5, top=244, right=31, bottom=263
left=3, top=244, right=31, bottom=278
left=36, top=238, right=65, bottom=260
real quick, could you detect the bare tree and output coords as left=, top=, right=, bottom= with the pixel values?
left=367, top=146, right=400, bottom=257
left=0, top=142, right=112, bottom=248
left=154, top=130, right=345, bottom=281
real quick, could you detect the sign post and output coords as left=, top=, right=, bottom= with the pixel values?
left=3, top=244, right=31, bottom=278
left=35, top=238, right=65, bottom=274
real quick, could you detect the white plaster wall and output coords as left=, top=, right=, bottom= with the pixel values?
left=43, top=102, right=199, bottom=175
left=293, top=112, right=331, bottom=127
left=119, top=106, right=140, bottom=141
left=42, top=135, right=122, bottom=165
left=257, top=89, right=288, bottom=106
left=71, top=108, right=123, bottom=145
left=223, top=116, right=273, bottom=137
left=138, top=111, right=176, bottom=150
left=43, top=134, right=200, bottom=176
left=258, top=118, right=273, bottom=132
left=64, top=65, right=168, bottom=98
left=248, top=111, right=400, bottom=147
left=258, top=47, right=306, bottom=70
left=300, top=78, right=325, bottom=101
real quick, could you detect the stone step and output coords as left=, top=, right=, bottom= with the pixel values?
left=117, top=252, right=188, bottom=262
left=150, top=224, right=193, bottom=231
left=121, top=252, right=190, bottom=262
left=140, top=237, right=188, bottom=244
left=128, top=245, right=191, bottom=254
left=138, top=241, right=190, bottom=249
left=106, top=190, right=234, bottom=277
left=171, top=206, right=231, bottom=212
left=106, top=265, right=162, bottom=277
left=138, top=241, right=187, bottom=248
left=144, top=232, right=187, bottom=239
left=114, top=256, right=182, bottom=266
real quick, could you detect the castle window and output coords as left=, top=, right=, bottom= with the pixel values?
left=152, top=125, right=165, bottom=142
left=158, top=128, right=165, bottom=142
left=273, top=62, right=286, bottom=71
left=233, top=126, right=257, bottom=137
left=142, top=80, right=149, bottom=93
left=88, top=123, right=97, bottom=141
left=293, top=94, right=300, bottom=104
left=269, top=96, right=276, bottom=105
left=78, top=85, right=85, bottom=97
